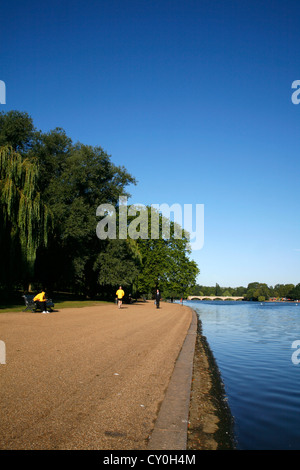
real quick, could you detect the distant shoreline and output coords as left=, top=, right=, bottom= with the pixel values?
left=187, top=299, right=299, bottom=302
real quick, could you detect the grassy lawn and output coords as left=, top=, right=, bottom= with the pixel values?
left=0, top=299, right=111, bottom=313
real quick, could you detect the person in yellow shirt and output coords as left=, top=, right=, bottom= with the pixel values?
left=116, top=286, right=125, bottom=309
left=33, top=290, right=49, bottom=314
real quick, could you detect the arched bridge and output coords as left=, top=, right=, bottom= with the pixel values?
left=188, top=295, right=244, bottom=301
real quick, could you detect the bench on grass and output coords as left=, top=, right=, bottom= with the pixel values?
left=22, top=295, right=55, bottom=313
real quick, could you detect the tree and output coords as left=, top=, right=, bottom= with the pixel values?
left=244, top=282, right=261, bottom=301
left=0, top=111, right=137, bottom=295
left=0, top=110, right=201, bottom=298
left=190, top=284, right=204, bottom=296
left=287, top=284, right=300, bottom=300
left=274, top=284, right=295, bottom=299
left=223, top=289, right=233, bottom=297
left=215, top=283, right=222, bottom=296
left=0, top=146, right=52, bottom=288
left=34, top=142, right=137, bottom=295
left=244, top=282, right=271, bottom=301
left=232, top=286, right=247, bottom=296
left=135, top=208, right=199, bottom=298
left=253, top=284, right=270, bottom=301
left=164, top=235, right=199, bottom=299
left=0, top=110, right=35, bottom=153
left=94, top=239, right=141, bottom=298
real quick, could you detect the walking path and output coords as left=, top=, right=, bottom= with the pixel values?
left=0, top=301, right=196, bottom=450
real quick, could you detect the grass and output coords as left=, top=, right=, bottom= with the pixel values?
left=0, top=299, right=111, bottom=313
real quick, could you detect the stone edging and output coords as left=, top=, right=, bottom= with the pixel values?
left=147, top=308, right=198, bottom=450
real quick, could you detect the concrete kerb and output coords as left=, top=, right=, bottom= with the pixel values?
left=147, top=307, right=198, bottom=450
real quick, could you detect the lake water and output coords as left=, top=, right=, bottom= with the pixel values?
left=186, top=300, right=300, bottom=450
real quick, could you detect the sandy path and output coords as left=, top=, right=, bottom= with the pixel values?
left=0, top=301, right=192, bottom=450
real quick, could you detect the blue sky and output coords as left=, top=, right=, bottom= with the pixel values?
left=1, top=0, right=300, bottom=287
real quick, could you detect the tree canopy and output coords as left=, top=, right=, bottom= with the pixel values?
left=0, top=145, right=52, bottom=286
left=0, top=110, right=199, bottom=300
left=132, top=208, right=199, bottom=298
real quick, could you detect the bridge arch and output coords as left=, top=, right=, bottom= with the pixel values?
left=188, top=295, right=244, bottom=301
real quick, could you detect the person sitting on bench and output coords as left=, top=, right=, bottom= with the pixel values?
left=33, top=290, right=49, bottom=313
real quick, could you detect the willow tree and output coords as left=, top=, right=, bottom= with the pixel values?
left=0, top=145, right=52, bottom=288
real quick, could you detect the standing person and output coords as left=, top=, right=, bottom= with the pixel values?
left=33, top=290, right=49, bottom=314
left=155, top=289, right=161, bottom=309
left=116, top=286, right=125, bottom=309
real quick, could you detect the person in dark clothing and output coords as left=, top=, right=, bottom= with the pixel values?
left=155, top=289, right=161, bottom=309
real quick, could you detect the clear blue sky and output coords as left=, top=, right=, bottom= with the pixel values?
left=1, top=0, right=300, bottom=287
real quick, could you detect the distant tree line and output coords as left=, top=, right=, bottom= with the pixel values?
left=0, top=110, right=199, bottom=301
left=190, top=282, right=300, bottom=301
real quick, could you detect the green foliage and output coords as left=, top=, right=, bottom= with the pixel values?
left=190, top=282, right=300, bottom=301
left=0, top=110, right=199, bottom=300
left=33, top=141, right=137, bottom=296
left=0, top=146, right=52, bottom=286
left=95, top=239, right=141, bottom=290
left=273, top=284, right=295, bottom=298
left=286, top=284, right=300, bottom=301
left=215, top=283, right=222, bottom=296
left=134, top=208, right=199, bottom=298
left=245, top=282, right=270, bottom=301
left=0, top=110, right=35, bottom=153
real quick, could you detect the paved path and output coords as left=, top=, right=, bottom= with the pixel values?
left=0, top=301, right=193, bottom=450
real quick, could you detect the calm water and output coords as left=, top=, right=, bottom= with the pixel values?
left=186, top=300, right=300, bottom=450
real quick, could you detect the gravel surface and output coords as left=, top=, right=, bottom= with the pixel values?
left=0, top=301, right=192, bottom=450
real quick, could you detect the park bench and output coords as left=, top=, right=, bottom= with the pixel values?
left=22, top=294, right=55, bottom=313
